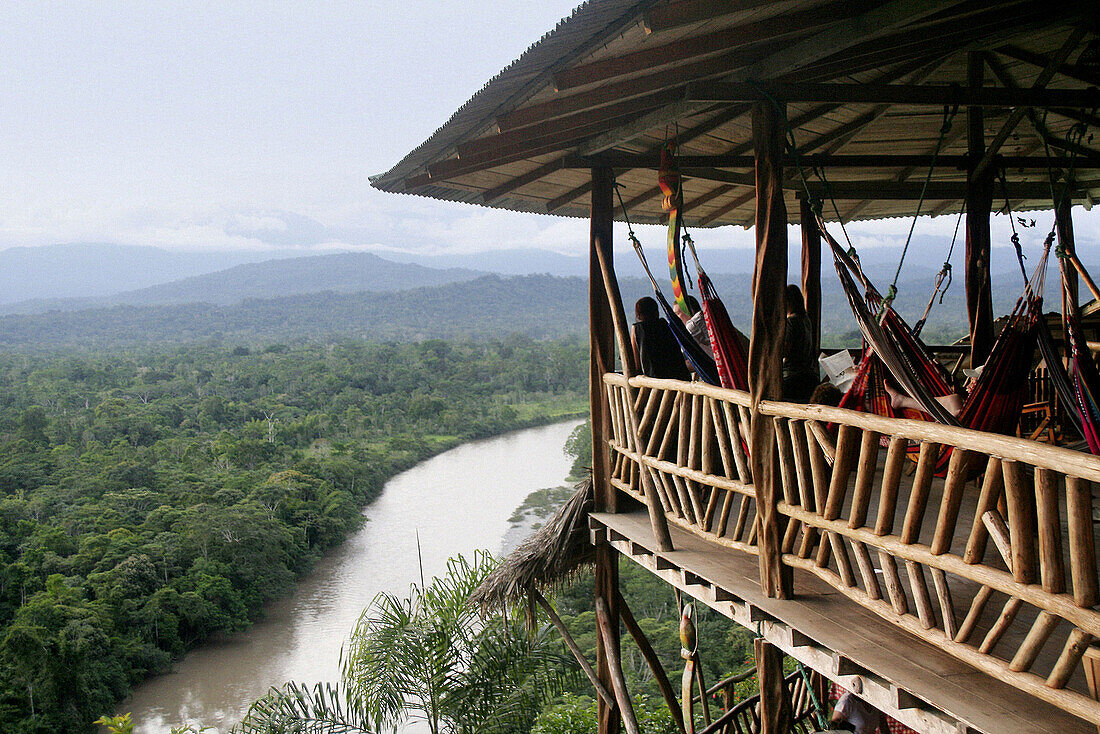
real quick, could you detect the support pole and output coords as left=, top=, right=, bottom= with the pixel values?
left=751, top=100, right=793, bottom=599
left=590, top=165, right=622, bottom=734
left=594, top=242, right=674, bottom=552
left=1057, top=196, right=1078, bottom=320
left=755, top=638, right=792, bottom=734
left=965, top=52, right=995, bottom=366
left=800, top=198, right=822, bottom=358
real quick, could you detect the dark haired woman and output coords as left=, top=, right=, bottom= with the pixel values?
left=631, top=296, right=691, bottom=381
left=782, top=284, right=818, bottom=401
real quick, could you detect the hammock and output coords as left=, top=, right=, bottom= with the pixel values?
left=824, top=218, right=1043, bottom=446
left=1058, top=256, right=1100, bottom=452
left=684, top=234, right=750, bottom=391
left=629, top=234, right=720, bottom=385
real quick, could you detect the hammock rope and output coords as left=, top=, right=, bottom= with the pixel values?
left=615, top=183, right=721, bottom=385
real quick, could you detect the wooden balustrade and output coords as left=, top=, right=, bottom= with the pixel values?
left=602, top=372, right=1100, bottom=725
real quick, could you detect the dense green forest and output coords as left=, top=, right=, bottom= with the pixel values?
left=0, top=338, right=588, bottom=733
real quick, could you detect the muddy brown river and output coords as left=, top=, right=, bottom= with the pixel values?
left=120, top=419, right=582, bottom=733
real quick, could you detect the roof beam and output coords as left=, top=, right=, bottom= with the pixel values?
left=479, top=158, right=566, bottom=205
left=642, top=0, right=771, bottom=34
left=567, top=153, right=1100, bottom=169
left=973, top=28, right=1088, bottom=180
left=699, top=191, right=755, bottom=226
left=460, top=91, right=681, bottom=159
left=801, top=179, right=1096, bottom=200
left=795, top=1, right=1050, bottom=82
left=455, top=108, right=660, bottom=163
left=549, top=101, right=759, bottom=212
left=497, top=43, right=777, bottom=133
left=997, top=44, right=1100, bottom=88
left=555, top=0, right=872, bottom=92
left=686, top=81, right=1100, bottom=108
left=500, top=0, right=964, bottom=135
left=736, top=0, right=967, bottom=82
left=544, top=181, right=593, bottom=213
left=681, top=184, right=735, bottom=215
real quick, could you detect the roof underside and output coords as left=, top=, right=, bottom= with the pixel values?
left=371, top=0, right=1100, bottom=227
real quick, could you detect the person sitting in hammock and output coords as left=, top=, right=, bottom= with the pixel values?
left=673, top=295, right=714, bottom=360
left=783, top=284, right=819, bottom=402
left=881, top=365, right=980, bottom=419
left=632, top=296, right=691, bottom=381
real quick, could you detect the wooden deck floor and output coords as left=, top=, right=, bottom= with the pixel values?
left=591, top=510, right=1095, bottom=734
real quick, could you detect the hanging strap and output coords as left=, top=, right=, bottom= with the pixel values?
left=913, top=201, right=965, bottom=336
left=888, top=103, right=958, bottom=306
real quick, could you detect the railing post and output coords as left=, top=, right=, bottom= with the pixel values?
left=590, top=165, right=621, bottom=734
left=751, top=100, right=793, bottom=599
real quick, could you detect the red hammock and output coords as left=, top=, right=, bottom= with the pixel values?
left=1059, top=255, right=1100, bottom=453
left=685, top=234, right=750, bottom=391
left=825, top=220, right=1043, bottom=469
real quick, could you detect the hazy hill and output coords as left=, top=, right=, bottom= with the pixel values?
left=0, top=266, right=1015, bottom=351
left=0, top=243, right=275, bottom=305
left=0, top=274, right=589, bottom=349
left=2, top=251, right=486, bottom=313
left=107, top=252, right=485, bottom=305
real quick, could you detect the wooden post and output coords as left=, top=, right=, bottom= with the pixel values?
left=755, top=638, right=792, bottom=734
left=1084, top=645, right=1100, bottom=734
left=1057, top=196, right=1078, bottom=326
left=751, top=100, right=793, bottom=599
left=591, top=165, right=622, bottom=734
left=965, top=52, right=995, bottom=366
left=800, top=197, right=822, bottom=357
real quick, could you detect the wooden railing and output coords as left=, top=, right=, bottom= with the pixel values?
left=604, top=374, right=758, bottom=555
left=603, top=372, right=1100, bottom=725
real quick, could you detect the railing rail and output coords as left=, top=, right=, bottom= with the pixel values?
left=602, top=372, right=1100, bottom=725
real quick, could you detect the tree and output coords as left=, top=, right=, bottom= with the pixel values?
left=237, top=552, right=573, bottom=734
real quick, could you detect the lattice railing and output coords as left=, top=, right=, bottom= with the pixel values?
left=605, top=374, right=758, bottom=555
left=602, top=373, right=1100, bottom=725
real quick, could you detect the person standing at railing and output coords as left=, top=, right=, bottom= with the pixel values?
left=783, top=284, right=819, bottom=401
left=632, top=296, right=691, bottom=381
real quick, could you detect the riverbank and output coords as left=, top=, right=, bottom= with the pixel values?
left=122, top=418, right=584, bottom=733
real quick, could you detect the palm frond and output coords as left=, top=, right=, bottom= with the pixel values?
left=234, top=682, right=373, bottom=734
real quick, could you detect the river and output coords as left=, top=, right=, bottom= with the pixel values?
left=121, top=419, right=583, bottom=733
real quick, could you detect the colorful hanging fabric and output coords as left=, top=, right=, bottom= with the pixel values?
left=658, top=144, right=691, bottom=316
left=684, top=234, right=750, bottom=390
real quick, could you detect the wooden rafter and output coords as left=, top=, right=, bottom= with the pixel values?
left=641, top=0, right=771, bottom=34
left=568, top=153, right=1100, bottom=169
left=801, top=179, right=1095, bottom=199
left=459, top=92, right=682, bottom=160
left=496, top=41, right=782, bottom=133
left=973, top=28, right=1088, bottom=179
left=997, top=43, right=1100, bottom=88
left=479, top=158, right=566, bottom=205
left=699, top=191, right=755, bottom=226
left=686, top=81, right=1100, bottom=108
left=555, top=0, right=874, bottom=92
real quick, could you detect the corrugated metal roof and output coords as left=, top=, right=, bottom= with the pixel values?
left=371, top=0, right=1100, bottom=227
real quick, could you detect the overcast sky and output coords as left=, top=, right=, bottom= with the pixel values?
left=0, top=1, right=1095, bottom=258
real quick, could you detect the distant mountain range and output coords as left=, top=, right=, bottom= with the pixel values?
left=0, top=243, right=280, bottom=306
left=0, top=238, right=1074, bottom=349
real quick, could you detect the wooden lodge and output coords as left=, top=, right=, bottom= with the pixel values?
left=372, top=2, right=1100, bottom=731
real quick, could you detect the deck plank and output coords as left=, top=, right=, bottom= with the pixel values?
left=593, top=510, right=1093, bottom=734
